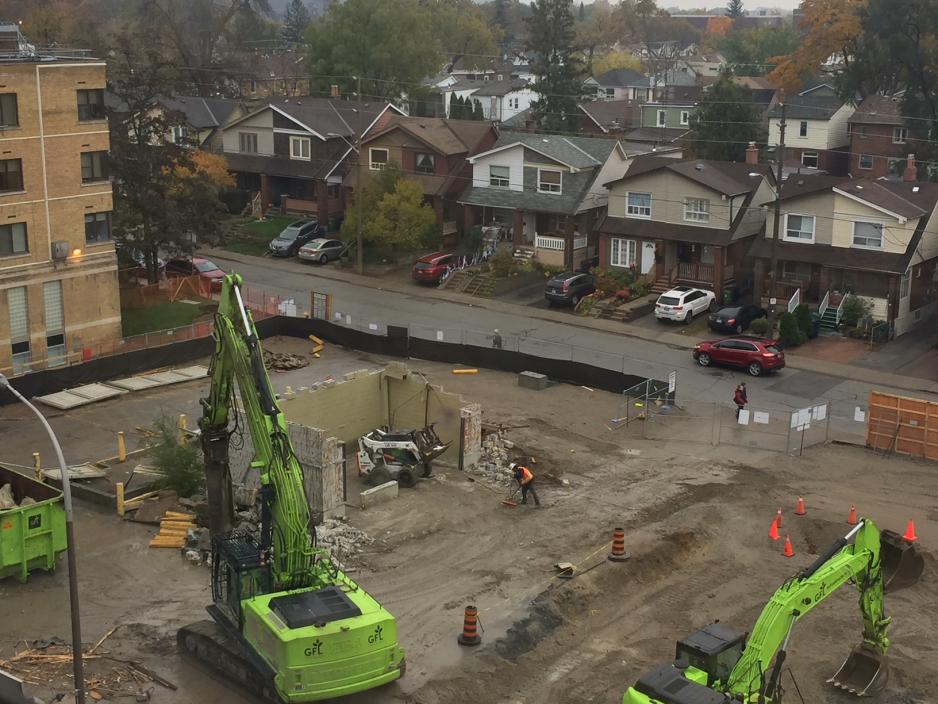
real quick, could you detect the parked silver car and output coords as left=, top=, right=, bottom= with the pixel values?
left=298, top=238, right=348, bottom=264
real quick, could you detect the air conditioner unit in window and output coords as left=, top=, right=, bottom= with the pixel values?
left=52, top=241, right=70, bottom=261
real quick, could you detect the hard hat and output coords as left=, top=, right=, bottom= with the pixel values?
left=509, top=462, right=518, bottom=471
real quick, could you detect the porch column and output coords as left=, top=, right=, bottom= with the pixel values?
left=512, top=209, right=524, bottom=248
left=314, top=179, right=329, bottom=221
left=260, top=173, right=272, bottom=210
left=713, top=246, right=725, bottom=301
left=463, top=204, right=477, bottom=233
left=887, top=275, right=899, bottom=327
left=563, top=217, right=575, bottom=270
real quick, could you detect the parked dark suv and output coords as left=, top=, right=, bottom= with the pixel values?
left=707, top=304, right=767, bottom=334
left=545, top=272, right=595, bottom=307
left=268, top=219, right=325, bottom=257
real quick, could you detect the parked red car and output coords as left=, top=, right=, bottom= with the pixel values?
left=692, top=336, right=785, bottom=377
left=412, top=252, right=456, bottom=285
left=165, top=256, right=226, bottom=291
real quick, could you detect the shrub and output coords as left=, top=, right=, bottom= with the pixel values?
left=778, top=312, right=806, bottom=347
left=794, top=304, right=813, bottom=339
left=840, top=295, right=872, bottom=327
left=590, top=267, right=635, bottom=297
left=489, top=247, right=516, bottom=278
left=148, top=415, right=205, bottom=497
left=750, top=318, right=769, bottom=335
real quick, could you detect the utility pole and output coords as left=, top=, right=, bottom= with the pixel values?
left=355, top=75, right=364, bottom=276
left=768, top=91, right=786, bottom=331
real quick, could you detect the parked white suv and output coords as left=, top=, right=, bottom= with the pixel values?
left=655, top=286, right=716, bottom=324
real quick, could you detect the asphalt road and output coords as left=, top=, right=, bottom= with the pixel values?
left=205, top=252, right=923, bottom=434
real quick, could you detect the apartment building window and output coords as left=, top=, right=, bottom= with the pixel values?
left=239, top=132, right=258, bottom=153
left=626, top=192, right=652, bottom=218
left=684, top=197, right=710, bottom=223
left=537, top=169, right=562, bottom=193
left=801, top=151, right=818, bottom=168
left=8, top=286, right=30, bottom=374
left=784, top=214, right=815, bottom=242
left=415, top=153, right=435, bottom=175
left=290, top=136, right=311, bottom=160
left=0, top=158, right=23, bottom=192
left=489, top=165, right=509, bottom=187
left=859, top=154, right=874, bottom=170
left=370, top=148, right=388, bottom=170
left=799, top=121, right=808, bottom=137
left=85, top=212, right=111, bottom=243
left=893, top=126, right=908, bottom=144
left=81, top=151, right=109, bottom=183
left=0, top=222, right=27, bottom=256
left=680, top=110, right=690, bottom=126
left=657, top=110, right=667, bottom=127
left=77, top=89, right=106, bottom=121
left=610, top=238, right=637, bottom=268
left=852, top=221, right=884, bottom=249
left=0, top=93, right=18, bottom=128
left=43, top=281, right=66, bottom=367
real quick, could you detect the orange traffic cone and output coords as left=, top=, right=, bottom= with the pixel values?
left=783, top=535, right=794, bottom=558
left=457, top=605, right=482, bottom=646
left=775, top=508, right=783, bottom=529
left=794, top=497, right=806, bottom=516
left=608, top=527, right=631, bottom=562
left=847, top=505, right=858, bottom=525
left=903, top=520, right=919, bottom=543
left=769, top=518, right=780, bottom=541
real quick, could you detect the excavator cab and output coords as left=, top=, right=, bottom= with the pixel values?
left=674, top=623, right=747, bottom=688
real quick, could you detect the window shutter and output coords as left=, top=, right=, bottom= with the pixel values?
left=44, top=280, right=64, bottom=332
left=8, top=286, right=28, bottom=341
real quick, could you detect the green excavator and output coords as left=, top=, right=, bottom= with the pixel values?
left=177, top=273, right=405, bottom=702
left=623, top=518, right=924, bottom=704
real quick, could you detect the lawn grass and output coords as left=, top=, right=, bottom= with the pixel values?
left=222, top=216, right=295, bottom=256
left=121, top=300, right=208, bottom=337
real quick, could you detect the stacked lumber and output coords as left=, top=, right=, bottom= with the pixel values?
left=149, top=511, right=195, bottom=548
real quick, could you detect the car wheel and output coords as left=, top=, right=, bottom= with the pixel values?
left=684, top=311, right=693, bottom=324
left=572, top=294, right=581, bottom=306
left=319, top=253, right=328, bottom=264
left=735, top=324, right=743, bottom=334
left=697, top=353, right=711, bottom=366
left=748, top=361, right=763, bottom=377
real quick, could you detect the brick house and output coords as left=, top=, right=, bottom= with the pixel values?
left=847, top=95, right=917, bottom=180
left=768, top=82, right=855, bottom=175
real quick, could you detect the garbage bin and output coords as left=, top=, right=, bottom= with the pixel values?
left=722, top=287, right=735, bottom=304
left=809, top=312, right=821, bottom=339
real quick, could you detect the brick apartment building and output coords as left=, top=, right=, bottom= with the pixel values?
left=0, top=27, right=120, bottom=376
left=847, top=95, right=917, bottom=180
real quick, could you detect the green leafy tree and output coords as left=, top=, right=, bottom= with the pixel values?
left=592, top=49, right=643, bottom=77
left=578, top=1, right=585, bottom=21
left=778, top=312, right=806, bottom=347
left=426, top=0, right=500, bottom=71
left=449, top=92, right=459, bottom=118
left=527, top=0, right=585, bottom=131
left=688, top=72, right=762, bottom=161
left=473, top=99, right=485, bottom=120
left=576, top=0, right=627, bottom=74
left=714, top=25, right=801, bottom=75
left=727, top=0, right=745, bottom=18
left=367, top=179, right=439, bottom=250
left=281, top=0, right=311, bottom=43
left=150, top=415, right=205, bottom=497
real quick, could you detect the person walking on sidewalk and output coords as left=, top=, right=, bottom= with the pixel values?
left=510, top=462, right=540, bottom=506
left=492, top=329, right=503, bottom=349
left=734, top=382, right=748, bottom=419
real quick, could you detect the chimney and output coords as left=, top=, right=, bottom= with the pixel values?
left=903, top=153, right=917, bottom=182
left=330, top=84, right=341, bottom=99
left=745, top=141, right=759, bottom=165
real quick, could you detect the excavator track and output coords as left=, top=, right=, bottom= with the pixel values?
left=177, top=620, right=279, bottom=703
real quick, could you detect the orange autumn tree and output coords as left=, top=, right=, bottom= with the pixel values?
left=706, top=16, right=733, bottom=39
left=768, top=0, right=867, bottom=91
left=172, top=151, right=236, bottom=191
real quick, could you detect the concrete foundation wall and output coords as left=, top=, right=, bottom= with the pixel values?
left=282, top=370, right=386, bottom=444
left=386, top=376, right=463, bottom=462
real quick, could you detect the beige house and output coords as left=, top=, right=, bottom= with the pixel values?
left=596, top=151, right=775, bottom=299
left=0, top=29, right=120, bottom=376
left=750, top=168, right=938, bottom=336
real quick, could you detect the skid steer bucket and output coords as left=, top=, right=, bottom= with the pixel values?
left=880, top=529, right=925, bottom=592
left=828, top=645, right=888, bottom=696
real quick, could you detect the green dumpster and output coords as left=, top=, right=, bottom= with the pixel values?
left=0, top=466, right=67, bottom=582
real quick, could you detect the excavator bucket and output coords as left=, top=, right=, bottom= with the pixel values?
left=880, top=529, right=925, bottom=592
left=829, top=645, right=888, bottom=696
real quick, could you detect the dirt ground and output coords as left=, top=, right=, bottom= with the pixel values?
left=0, top=341, right=935, bottom=704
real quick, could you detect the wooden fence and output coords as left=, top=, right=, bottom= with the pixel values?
left=866, top=391, right=938, bottom=460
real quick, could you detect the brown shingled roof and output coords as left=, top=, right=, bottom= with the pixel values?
left=607, top=155, right=773, bottom=195
left=848, top=95, right=904, bottom=126
left=364, top=116, right=494, bottom=156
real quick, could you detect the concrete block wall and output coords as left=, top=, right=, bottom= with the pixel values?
left=282, top=369, right=386, bottom=444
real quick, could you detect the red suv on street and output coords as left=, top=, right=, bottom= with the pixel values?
left=692, top=336, right=785, bottom=377
left=412, top=252, right=455, bottom=285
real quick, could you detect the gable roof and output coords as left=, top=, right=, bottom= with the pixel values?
left=780, top=174, right=850, bottom=201
left=767, top=90, right=848, bottom=121
left=848, top=95, right=905, bottom=126
left=157, top=95, right=242, bottom=129
left=578, top=99, right=638, bottom=133
left=470, top=132, right=622, bottom=170
left=608, top=154, right=773, bottom=195
left=833, top=181, right=934, bottom=220
left=363, top=116, right=495, bottom=156
left=623, top=126, right=689, bottom=144
left=225, top=98, right=402, bottom=139
left=444, top=78, right=530, bottom=97
left=592, top=68, right=651, bottom=88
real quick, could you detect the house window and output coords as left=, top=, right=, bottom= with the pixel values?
left=605, top=88, right=615, bottom=99
left=893, top=126, right=908, bottom=144
left=239, top=132, right=258, bottom=153
left=77, top=89, right=106, bottom=121
left=684, top=197, right=710, bottom=223
left=8, top=286, right=30, bottom=374
left=290, top=136, right=311, bottom=161
left=537, top=169, right=562, bottom=194
left=900, top=267, right=911, bottom=298
left=170, top=126, right=189, bottom=145
left=250, top=80, right=257, bottom=94
left=799, top=121, right=808, bottom=137
left=801, top=151, right=818, bottom=169
left=859, top=154, right=873, bottom=170
left=657, top=110, right=667, bottom=127
left=43, top=280, right=65, bottom=367
left=415, top=153, right=435, bottom=175
left=370, top=148, right=388, bottom=170
left=626, top=192, right=652, bottom=218
left=852, top=221, right=884, bottom=249
left=489, top=165, right=510, bottom=188
left=888, top=157, right=904, bottom=175
left=680, top=110, right=690, bottom=126
left=483, top=75, right=490, bottom=81
left=326, top=183, right=340, bottom=199
left=610, top=238, right=637, bottom=268
left=0, top=222, right=27, bottom=256
left=84, top=212, right=111, bottom=243
left=80, top=151, right=109, bottom=183
left=0, top=93, right=18, bottom=128
left=0, top=158, right=23, bottom=192
left=784, top=214, right=815, bottom=242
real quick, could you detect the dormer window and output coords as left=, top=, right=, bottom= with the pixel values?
left=489, top=165, right=510, bottom=187
left=370, top=148, right=389, bottom=170
left=537, top=169, right=562, bottom=194
left=415, top=153, right=435, bottom=175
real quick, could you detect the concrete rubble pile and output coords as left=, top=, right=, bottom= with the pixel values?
left=471, top=434, right=514, bottom=487
left=264, top=350, right=309, bottom=372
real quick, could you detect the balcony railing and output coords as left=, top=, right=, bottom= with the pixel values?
left=678, top=262, right=714, bottom=283
left=573, top=235, right=588, bottom=250
left=535, top=235, right=565, bottom=251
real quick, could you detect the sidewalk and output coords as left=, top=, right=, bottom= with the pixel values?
left=200, top=248, right=938, bottom=397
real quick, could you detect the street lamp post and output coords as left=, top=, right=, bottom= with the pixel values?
left=0, top=374, right=85, bottom=704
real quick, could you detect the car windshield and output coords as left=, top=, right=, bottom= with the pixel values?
left=195, top=261, right=219, bottom=273
left=765, top=345, right=781, bottom=354
left=658, top=296, right=680, bottom=305
left=278, top=228, right=300, bottom=241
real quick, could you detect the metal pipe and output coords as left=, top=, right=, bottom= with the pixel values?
left=0, top=374, right=85, bottom=704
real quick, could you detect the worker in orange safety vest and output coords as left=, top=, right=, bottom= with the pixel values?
left=510, top=462, right=540, bottom=506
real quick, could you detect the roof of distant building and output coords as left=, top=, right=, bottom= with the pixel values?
left=610, top=154, right=773, bottom=195
left=364, top=115, right=495, bottom=155
left=591, top=68, right=651, bottom=88
left=848, top=95, right=905, bottom=126
left=579, top=99, right=638, bottom=133
left=157, top=96, right=242, bottom=129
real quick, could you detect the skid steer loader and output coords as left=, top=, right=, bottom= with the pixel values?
left=357, top=425, right=451, bottom=488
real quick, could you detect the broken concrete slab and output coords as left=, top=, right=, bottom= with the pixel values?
left=106, top=376, right=163, bottom=392
left=139, top=371, right=194, bottom=386
left=33, top=390, right=88, bottom=409
left=360, top=480, right=398, bottom=509
left=42, top=464, right=108, bottom=481
left=35, top=382, right=127, bottom=409
left=67, top=383, right=128, bottom=402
